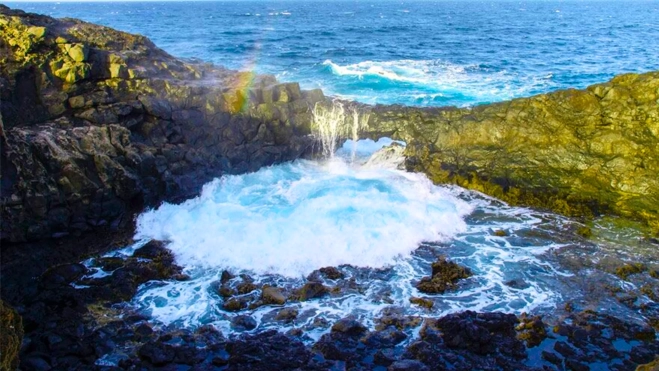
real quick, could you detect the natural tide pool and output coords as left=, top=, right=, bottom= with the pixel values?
left=76, top=140, right=658, bottom=349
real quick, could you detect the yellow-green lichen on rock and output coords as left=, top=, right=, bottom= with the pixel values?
left=0, top=300, right=23, bottom=371
left=26, top=25, right=46, bottom=40
left=362, top=71, right=659, bottom=235
left=65, top=43, right=88, bottom=62
left=49, top=59, right=91, bottom=84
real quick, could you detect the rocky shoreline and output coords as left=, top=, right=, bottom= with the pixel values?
left=0, top=5, right=328, bottom=243
left=2, top=236, right=658, bottom=370
left=2, top=5, right=659, bottom=371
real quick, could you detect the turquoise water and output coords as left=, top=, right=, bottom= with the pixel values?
left=8, top=0, right=659, bottom=106
left=85, top=140, right=570, bottom=337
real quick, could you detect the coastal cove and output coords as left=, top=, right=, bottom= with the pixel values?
left=1, top=4, right=659, bottom=371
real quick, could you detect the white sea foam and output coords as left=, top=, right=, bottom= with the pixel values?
left=135, top=156, right=472, bottom=277
left=323, top=59, right=446, bottom=85
left=321, top=59, right=548, bottom=106
left=130, top=140, right=567, bottom=333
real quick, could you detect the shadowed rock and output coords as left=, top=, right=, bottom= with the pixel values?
left=0, top=301, right=23, bottom=371
left=0, top=5, right=324, bottom=242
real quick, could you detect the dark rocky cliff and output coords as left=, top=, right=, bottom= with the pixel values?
left=0, top=5, right=325, bottom=242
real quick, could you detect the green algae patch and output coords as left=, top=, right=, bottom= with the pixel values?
left=615, top=263, right=647, bottom=280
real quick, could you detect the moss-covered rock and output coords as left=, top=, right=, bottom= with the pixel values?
left=409, top=296, right=434, bottom=309
left=615, top=263, right=646, bottom=280
left=65, top=43, right=88, bottom=62
left=291, top=282, right=329, bottom=301
left=26, top=26, right=46, bottom=40
left=516, top=314, right=547, bottom=348
left=0, top=300, right=23, bottom=371
left=416, top=258, right=472, bottom=294
left=360, top=71, right=659, bottom=234
left=636, top=358, right=659, bottom=371
left=261, top=286, right=286, bottom=305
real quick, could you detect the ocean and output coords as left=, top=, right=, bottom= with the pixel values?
left=8, top=0, right=659, bottom=106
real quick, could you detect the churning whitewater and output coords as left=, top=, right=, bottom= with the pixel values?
left=135, top=140, right=472, bottom=277
left=124, top=139, right=566, bottom=334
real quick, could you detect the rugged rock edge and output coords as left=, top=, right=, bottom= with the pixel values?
left=0, top=5, right=325, bottom=242
left=358, top=72, right=659, bottom=234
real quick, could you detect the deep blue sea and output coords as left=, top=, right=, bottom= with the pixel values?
left=7, top=0, right=659, bottom=106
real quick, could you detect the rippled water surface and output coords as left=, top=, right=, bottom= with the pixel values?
left=9, top=0, right=659, bottom=106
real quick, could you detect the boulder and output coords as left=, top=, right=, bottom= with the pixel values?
left=291, top=282, right=329, bottom=301
left=415, top=258, right=472, bottom=294
left=66, top=43, right=88, bottom=62
left=261, top=286, right=286, bottom=305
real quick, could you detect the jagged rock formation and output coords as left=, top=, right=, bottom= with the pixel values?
left=359, top=72, right=659, bottom=233
left=0, top=5, right=324, bottom=242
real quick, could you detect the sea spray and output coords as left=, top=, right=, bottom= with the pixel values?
left=311, top=100, right=369, bottom=160
left=350, top=107, right=370, bottom=163
left=135, top=157, right=473, bottom=277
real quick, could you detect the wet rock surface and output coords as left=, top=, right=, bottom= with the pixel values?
left=2, top=219, right=655, bottom=370
left=2, top=4, right=659, bottom=371
left=2, top=234, right=658, bottom=370
left=415, top=258, right=472, bottom=294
